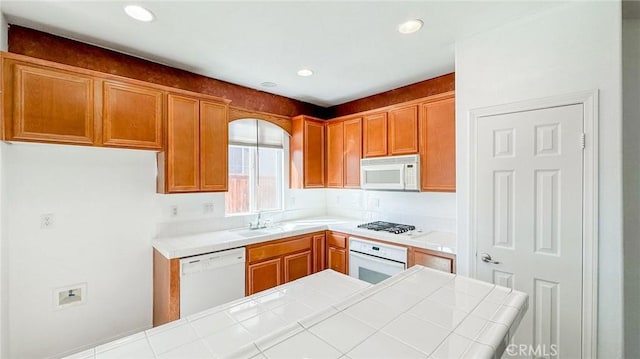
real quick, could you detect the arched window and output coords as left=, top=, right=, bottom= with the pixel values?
left=226, top=119, right=286, bottom=215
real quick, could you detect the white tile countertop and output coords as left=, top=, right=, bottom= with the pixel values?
left=66, top=266, right=527, bottom=359
left=152, top=217, right=456, bottom=259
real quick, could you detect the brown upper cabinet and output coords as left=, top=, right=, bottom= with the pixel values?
left=102, top=80, right=164, bottom=150
left=362, top=105, right=418, bottom=158
left=2, top=53, right=166, bottom=150
left=362, top=112, right=387, bottom=157
left=419, top=94, right=456, bottom=192
left=326, top=117, right=362, bottom=189
left=290, top=115, right=325, bottom=188
left=388, top=105, right=419, bottom=155
left=158, top=94, right=229, bottom=193
left=343, top=118, right=362, bottom=188
left=325, top=120, right=344, bottom=188
left=3, top=59, right=96, bottom=145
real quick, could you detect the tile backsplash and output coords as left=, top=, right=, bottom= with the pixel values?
left=325, top=189, right=456, bottom=232
left=154, top=189, right=327, bottom=238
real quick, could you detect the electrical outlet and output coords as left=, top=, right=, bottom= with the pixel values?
left=203, top=203, right=214, bottom=214
left=170, top=205, right=178, bottom=217
left=41, top=213, right=55, bottom=229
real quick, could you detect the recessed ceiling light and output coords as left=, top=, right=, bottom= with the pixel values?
left=124, top=5, right=155, bottom=22
left=261, top=82, right=277, bottom=88
left=297, top=68, right=313, bottom=77
left=398, top=19, right=423, bottom=34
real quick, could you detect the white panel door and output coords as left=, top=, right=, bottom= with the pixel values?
left=475, top=104, right=583, bottom=358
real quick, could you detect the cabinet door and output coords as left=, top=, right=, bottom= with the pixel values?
left=283, top=250, right=313, bottom=283
left=166, top=94, right=200, bottom=192
left=343, top=117, right=362, bottom=188
left=411, top=248, right=455, bottom=273
left=362, top=112, right=387, bottom=157
left=325, top=121, right=344, bottom=188
left=420, top=97, right=456, bottom=192
left=304, top=119, right=325, bottom=188
left=313, top=233, right=326, bottom=273
left=7, top=62, right=95, bottom=144
left=247, top=258, right=282, bottom=295
left=327, top=231, right=347, bottom=249
left=388, top=105, right=418, bottom=155
left=200, top=100, right=228, bottom=191
left=328, top=247, right=348, bottom=274
left=102, top=80, right=163, bottom=150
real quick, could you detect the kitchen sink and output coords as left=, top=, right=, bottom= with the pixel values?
left=230, top=227, right=283, bottom=238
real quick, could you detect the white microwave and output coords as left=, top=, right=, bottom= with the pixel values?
left=360, top=154, right=420, bottom=191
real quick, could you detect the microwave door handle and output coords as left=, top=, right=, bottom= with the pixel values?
left=400, top=165, right=406, bottom=189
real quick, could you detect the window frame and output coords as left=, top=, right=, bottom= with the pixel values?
left=225, top=144, right=285, bottom=216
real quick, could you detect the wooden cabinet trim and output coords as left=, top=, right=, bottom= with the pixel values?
left=229, top=106, right=291, bottom=135
left=153, top=249, right=180, bottom=327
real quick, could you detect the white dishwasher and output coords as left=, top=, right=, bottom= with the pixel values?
left=179, top=247, right=246, bottom=318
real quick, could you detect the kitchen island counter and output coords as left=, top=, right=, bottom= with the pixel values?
left=68, top=266, right=527, bottom=359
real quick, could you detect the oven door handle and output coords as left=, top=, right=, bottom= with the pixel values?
left=349, top=251, right=406, bottom=269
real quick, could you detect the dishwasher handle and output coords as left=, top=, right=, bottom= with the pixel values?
left=180, top=247, right=246, bottom=276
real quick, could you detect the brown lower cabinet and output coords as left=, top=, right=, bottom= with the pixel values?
left=245, top=232, right=325, bottom=296
left=408, top=246, right=456, bottom=273
left=153, top=230, right=455, bottom=327
left=326, top=231, right=349, bottom=274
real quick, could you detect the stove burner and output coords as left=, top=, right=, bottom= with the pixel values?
left=357, top=221, right=416, bottom=234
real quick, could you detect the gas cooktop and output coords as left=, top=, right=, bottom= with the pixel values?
left=357, top=221, right=416, bottom=234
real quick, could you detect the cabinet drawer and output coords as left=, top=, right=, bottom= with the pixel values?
left=412, top=248, right=455, bottom=273
left=248, top=236, right=313, bottom=263
left=327, top=231, right=347, bottom=249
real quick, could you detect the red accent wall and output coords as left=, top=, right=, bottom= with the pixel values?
left=327, top=73, right=455, bottom=117
left=8, top=25, right=454, bottom=120
left=8, top=25, right=327, bottom=118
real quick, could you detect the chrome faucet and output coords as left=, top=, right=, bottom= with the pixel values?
left=249, top=212, right=269, bottom=230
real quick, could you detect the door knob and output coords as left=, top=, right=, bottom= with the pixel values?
left=480, top=253, right=500, bottom=264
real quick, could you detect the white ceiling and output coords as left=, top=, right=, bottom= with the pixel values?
left=1, top=1, right=563, bottom=107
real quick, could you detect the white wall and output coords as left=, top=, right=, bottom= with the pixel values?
left=3, top=141, right=328, bottom=358
left=455, top=2, right=623, bottom=357
left=623, top=19, right=640, bottom=359
left=5, top=143, right=158, bottom=358
left=325, top=189, right=456, bottom=233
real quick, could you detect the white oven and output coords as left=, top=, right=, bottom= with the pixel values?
left=360, top=154, right=420, bottom=191
left=349, top=237, right=407, bottom=284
